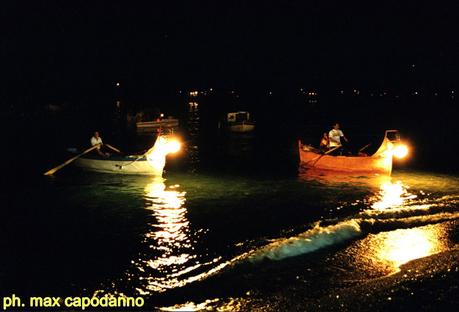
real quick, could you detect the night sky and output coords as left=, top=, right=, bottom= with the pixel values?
left=2, top=1, right=458, bottom=98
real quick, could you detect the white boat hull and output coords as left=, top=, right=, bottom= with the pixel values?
left=72, top=135, right=181, bottom=175
left=74, top=156, right=163, bottom=175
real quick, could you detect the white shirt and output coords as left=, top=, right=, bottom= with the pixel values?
left=328, top=129, right=344, bottom=147
left=91, top=136, right=103, bottom=149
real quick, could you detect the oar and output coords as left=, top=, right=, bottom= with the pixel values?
left=306, top=145, right=342, bottom=164
left=307, top=145, right=342, bottom=168
left=358, top=143, right=371, bottom=153
left=116, top=146, right=154, bottom=169
left=43, top=145, right=99, bottom=176
left=105, top=144, right=122, bottom=153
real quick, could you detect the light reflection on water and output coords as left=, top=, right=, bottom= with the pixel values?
left=159, top=298, right=222, bottom=312
left=131, top=178, right=235, bottom=294
left=370, top=180, right=417, bottom=210
left=298, top=169, right=392, bottom=186
left=370, top=225, right=447, bottom=269
left=143, top=179, right=190, bottom=274
left=88, top=170, right=458, bottom=309
left=139, top=173, right=458, bottom=284
left=134, top=178, right=200, bottom=293
left=352, top=178, right=453, bottom=273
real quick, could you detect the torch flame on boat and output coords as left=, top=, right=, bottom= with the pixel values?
left=386, top=140, right=409, bottom=159
left=392, top=144, right=409, bottom=159
left=146, top=135, right=182, bottom=173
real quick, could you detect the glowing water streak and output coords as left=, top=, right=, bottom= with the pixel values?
left=371, top=180, right=417, bottom=210
left=355, top=180, right=454, bottom=271
left=243, top=180, right=459, bottom=265
left=373, top=226, right=445, bottom=268
left=132, top=179, right=244, bottom=294
left=142, top=180, right=190, bottom=274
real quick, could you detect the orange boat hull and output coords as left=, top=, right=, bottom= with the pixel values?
left=298, top=142, right=392, bottom=175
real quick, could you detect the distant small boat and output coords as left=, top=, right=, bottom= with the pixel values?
left=136, top=117, right=179, bottom=135
left=299, top=130, right=408, bottom=176
left=73, top=135, right=181, bottom=175
left=227, top=111, right=255, bottom=133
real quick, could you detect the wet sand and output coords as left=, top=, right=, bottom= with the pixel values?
left=239, top=249, right=459, bottom=312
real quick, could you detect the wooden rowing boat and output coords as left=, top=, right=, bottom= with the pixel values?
left=299, top=130, right=402, bottom=175
left=74, top=155, right=159, bottom=175
left=73, top=135, right=180, bottom=175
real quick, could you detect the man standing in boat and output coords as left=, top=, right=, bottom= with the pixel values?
left=90, top=131, right=110, bottom=157
left=328, top=123, right=348, bottom=155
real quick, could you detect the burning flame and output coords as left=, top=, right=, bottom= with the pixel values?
left=392, top=144, right=409, bottom=159
left=146, top=136, right=181, bottom=173
left=164, top=140, right=181, bottom=154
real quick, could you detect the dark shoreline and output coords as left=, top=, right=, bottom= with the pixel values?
left=235, top=248, right=459, bottom=312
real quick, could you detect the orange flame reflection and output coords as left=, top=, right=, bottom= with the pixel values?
left=371, top=180, right=417, bottom=210
left=373, top=227, right=446, bottom=269
left=359, top=180, right=448, bottom=272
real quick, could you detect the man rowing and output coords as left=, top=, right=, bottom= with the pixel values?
left=90, top=131, right=111, bottom=158
left=328, top=123, right=349, bottom=155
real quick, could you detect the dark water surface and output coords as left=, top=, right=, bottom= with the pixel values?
left=1, top=95, right=458, bottom=311
left=1, top=167, right=458, bottom=311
